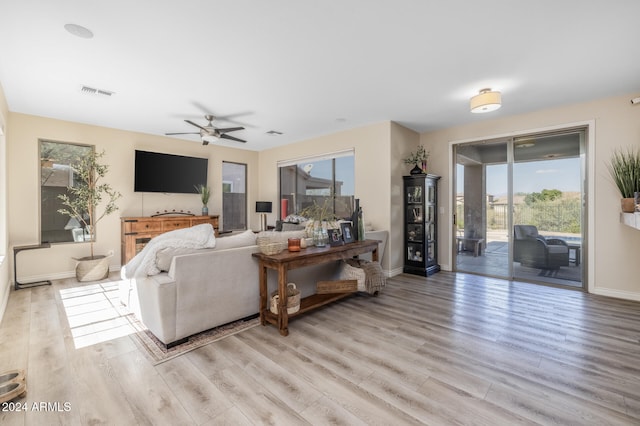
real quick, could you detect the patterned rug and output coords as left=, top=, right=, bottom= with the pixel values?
left=129, top=315, right=260, bottom=365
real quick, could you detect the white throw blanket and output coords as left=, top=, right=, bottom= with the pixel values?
left=122, top=223, right=216, bottom=278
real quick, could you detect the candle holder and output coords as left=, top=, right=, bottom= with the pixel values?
left=288, top=238, right=301, bottom=252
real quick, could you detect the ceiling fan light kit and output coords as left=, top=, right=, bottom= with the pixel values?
left=165, top=114, right=246, bottom=145
left=470, top=88, right=502, bottom=113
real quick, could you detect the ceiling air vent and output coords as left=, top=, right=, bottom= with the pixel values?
left=80, top=85, right=114, bottom=97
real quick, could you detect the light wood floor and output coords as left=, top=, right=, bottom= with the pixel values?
left=1, top=271, right=640, bottom=425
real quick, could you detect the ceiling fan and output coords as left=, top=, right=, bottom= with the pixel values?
left=165, top=114, right=246, bottom=145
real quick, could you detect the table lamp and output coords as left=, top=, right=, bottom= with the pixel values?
left=256, top=201, right=272, bottom=231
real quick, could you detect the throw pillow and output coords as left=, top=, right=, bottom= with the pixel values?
left=281, top=222, right=305, bottom=231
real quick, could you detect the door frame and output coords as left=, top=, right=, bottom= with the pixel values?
left=447, top=120, right=595, bottom=292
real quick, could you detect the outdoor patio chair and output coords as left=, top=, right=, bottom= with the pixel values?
left=513, top=225, right=569, bottom=269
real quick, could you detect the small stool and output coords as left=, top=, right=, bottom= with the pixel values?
left=456, top=237, right=484, bottom=257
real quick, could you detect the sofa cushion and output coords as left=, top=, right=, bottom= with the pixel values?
left=256, top=230, right=307, bottom=244
left=547, top=245, right=569, bottom=254
left=281, top=222, right=306, bottom=231
left=156, top=247, right=210, bottom=271
left=214, top=229, right=257, bottom=250
left=156, top=229, right=257, bottom=271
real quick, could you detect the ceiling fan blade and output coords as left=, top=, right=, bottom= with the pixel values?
left=217, top=126, right=245, bottom=133
left=165, top=132, right=200, bottom=135
left=220, top=134, right=246, bottom=143
left=184, top=119, right=209, bottom=132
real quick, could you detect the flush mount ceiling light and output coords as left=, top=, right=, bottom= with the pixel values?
left=64, top=23, right=94, bottom=39
left=470, top=88, right=502, bottom=113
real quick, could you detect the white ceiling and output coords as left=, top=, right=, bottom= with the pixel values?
left=1, top=0, right=639, bottom=151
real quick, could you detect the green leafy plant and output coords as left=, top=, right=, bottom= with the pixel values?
left=299, top=197, right=335, bottom=223
left=607, top=147, right=640, bottom=198
left=58, top=150, right=122, bottom=258
left=194, top=184, right=211, bottom=206
left=403, top=145, right=430, bottom=165
left=524, top=189, right=562, bottom=205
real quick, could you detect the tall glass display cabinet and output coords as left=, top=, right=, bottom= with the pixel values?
left=403, top=174, right=440, bottom=276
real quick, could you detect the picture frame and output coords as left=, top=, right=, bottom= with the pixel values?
left=327, top=228, right=343, bottom=246
left=340, top=222, right=355, bottom=243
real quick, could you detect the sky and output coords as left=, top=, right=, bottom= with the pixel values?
left=308, top=155, right=582, bottom=198
left=305, top=157, right=355, bottom=195
left=457, top=157, right=582, bottom=196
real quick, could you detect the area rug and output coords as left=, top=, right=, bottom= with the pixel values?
left=129, top=315, right=260, bottom=365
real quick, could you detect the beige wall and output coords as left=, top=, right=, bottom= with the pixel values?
left=258, top=121, right=419, bottom=273
left=5, top=91, right=639, bottom=301
left=7, top=113, right=258, bottom=281
left=0, top=82, right=9, bottom=320
left=6, top=114, right=418, bottom=283
left=421, top=92, right=640, bottom=300
left=390, top=122, right=421, bottom=274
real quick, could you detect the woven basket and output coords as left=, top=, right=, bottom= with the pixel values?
left=257, top=237, right=285, bottom=255
left=338, top=260, right=366, bottom=291
left=270, top=283, right=301, bottom=315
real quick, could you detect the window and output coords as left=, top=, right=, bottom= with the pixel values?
left=40, top=140, right=93, bottom=243
left=222, top=162, right=247, bottom=230
left=278, top=149, right=355, bottom=220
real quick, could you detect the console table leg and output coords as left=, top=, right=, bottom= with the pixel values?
left=258, top=263, right=268, bottom=326
left=278, top=265, right=289, bottom=336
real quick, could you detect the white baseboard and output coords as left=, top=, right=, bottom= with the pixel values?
left=389, top=267, right=404, bottom=277
left=15, top=265, right=122, bottom=284
left=591, top=287, right=640, bottom=302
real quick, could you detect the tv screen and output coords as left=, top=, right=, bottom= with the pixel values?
left=134, top=150, right=208, bottom=194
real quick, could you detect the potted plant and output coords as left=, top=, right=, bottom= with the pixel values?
left=194, top=184, right=211, bottom=215
left=299, top=198, right=338, bottom=247
left=607, top=147, right=640, bottom=212
left=58, top=149, right=122, bottom=281
left=403, top=145, right=430, bottom=174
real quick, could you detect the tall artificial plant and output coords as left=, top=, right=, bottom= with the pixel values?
left=58, top=149, right=122, bottom=258
left=607, top=147, right=640, bottom=198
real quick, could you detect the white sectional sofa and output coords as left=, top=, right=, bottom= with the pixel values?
left=121, top=228, right=388, bottom=346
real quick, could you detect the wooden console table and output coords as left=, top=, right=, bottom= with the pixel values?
left=252, top=239, right=378, bottom=336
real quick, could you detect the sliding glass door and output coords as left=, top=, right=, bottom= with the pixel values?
left=454, top=129, right=586, bottom=288
left=455, top=139, right=511, bottom=278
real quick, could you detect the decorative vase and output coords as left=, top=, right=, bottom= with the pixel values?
left=358, top=210, right=365, bottom=241
left=312, top=223, right=329, bottom=247
left=421, top=160, right=427, bottom=173
left=202, top=205, right=208, bottom=216
left=621, top=198, right=635, bottom=213
left=410, top=164, right=423, bottom=175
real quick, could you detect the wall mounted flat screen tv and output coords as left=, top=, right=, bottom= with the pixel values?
left=134, top=150, right=208, bottom=194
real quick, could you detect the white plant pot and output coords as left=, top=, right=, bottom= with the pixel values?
left=75, top=254, right=112, bottom=282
